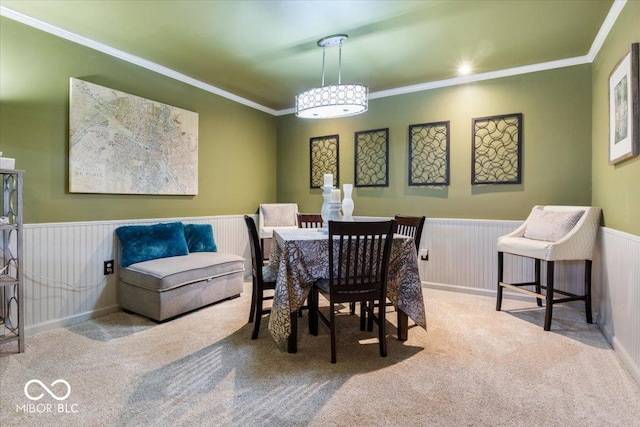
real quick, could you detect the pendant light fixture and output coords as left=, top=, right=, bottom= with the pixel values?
left=295, top=34, right=368, bottom=119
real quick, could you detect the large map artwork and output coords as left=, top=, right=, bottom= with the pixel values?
left=69, top=78, right=198, bottom=195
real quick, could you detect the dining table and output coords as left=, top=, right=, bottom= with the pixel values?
left=266, top=227, right=427, bottom=353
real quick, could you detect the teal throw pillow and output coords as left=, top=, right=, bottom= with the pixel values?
left=184, top=223, right=218, bottom=253
left=116, top=222, right=189, bottom=268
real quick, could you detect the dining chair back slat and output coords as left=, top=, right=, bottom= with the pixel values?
left=297, top=213, right=323, bottom=228
left=394, top=214, right=426, bottom=254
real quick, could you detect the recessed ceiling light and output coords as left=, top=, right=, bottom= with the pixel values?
left=458, top=62, right=472, bottom=76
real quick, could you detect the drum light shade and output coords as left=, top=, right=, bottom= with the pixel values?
left=295, top=84, right=368, bottom=119
left=295, top=34, right=368, bottom=119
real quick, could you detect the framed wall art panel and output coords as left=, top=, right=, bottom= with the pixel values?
left=472, top=113, right=522, bottom=185
left=310, top=134, right=339, bottom=188
left=608, top=42, right=639, bottom=165
left=409, top=121, right=450, bottom=186
left=355, top=128, right=389, bottom=187
left=69, top=78, right=198, bottom=195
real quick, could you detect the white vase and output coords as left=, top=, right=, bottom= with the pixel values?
left=342, top=184, right=354, bottom=219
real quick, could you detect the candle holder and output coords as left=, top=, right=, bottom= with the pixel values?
left=327, top=202, right=343, bottom=222
left=320, top=185, right=334, bottom=229
left=320, top=186, right=344, bottom=233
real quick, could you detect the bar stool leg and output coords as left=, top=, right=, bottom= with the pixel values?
left=534, top=259, right=542, bottom=307
left=496, top=252, right=504, bottom=311
left=585, top=260, right=593, bottom=324
left=544, top=261, right=555, bottom=331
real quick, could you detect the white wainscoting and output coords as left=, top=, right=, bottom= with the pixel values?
left=21, top=216, right=639, bottom=386
left=419, top=218, right=587, bottom=298
left=23, top=215, right=251, bottom=335
left=593, top=227, right=640, bottom=385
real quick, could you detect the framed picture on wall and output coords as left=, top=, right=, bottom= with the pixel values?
left=310, top=134, right=339, bottom=188
left=355, top=128, right=389, bottom=187
left=472, top=113, right=523, bottom=185
left=69, top=78, right=199, bottom=195
left=608, top=42, right=639, bottom=165
left=408, top=121, right=450, bottom=186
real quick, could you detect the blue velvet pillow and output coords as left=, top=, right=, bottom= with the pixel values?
left=116, top=222, right=189, bottom=268
left=184, top=223, right=217, bottom=253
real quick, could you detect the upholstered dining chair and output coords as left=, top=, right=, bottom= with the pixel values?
left=394, top=214, right=426, bottom=253
left=244, top=215, right=277, bottom=339
left=309, top=220, right=395, bottom=363
left=496, top=205, right=601, bottom=331
left=258, top=203, right=299, bottom=259
left=297, top=213, right=323, bottom=228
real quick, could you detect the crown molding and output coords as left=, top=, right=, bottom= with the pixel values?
left=588, top=0, right=627, bottom=61
left=1, top=1, right=627, bottom=117
left=369, top=56, right=591, bottom=101
left=0, top=6, right=278, bottom=116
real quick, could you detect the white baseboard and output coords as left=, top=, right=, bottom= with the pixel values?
left=610, top=334, right=640, bottom=387
left=24, top=304, right=121, bottom=337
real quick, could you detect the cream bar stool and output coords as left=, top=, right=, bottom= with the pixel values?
left=496, top=205, right=601, bottom=331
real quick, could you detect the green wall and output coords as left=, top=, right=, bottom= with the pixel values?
left=277, top=66, right=593, bottom=220
left=591, top=1, right=640, bottom=236
left=3, top=4, right=638, bottom=234
left=0, top=17, right=278, bottom=224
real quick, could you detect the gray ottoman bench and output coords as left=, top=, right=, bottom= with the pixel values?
left=115, top=221, right=244, bottom=321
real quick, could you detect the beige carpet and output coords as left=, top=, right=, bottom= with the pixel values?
left=1, top=282, right=639, bottom=427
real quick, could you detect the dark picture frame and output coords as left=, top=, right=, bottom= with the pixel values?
left=472, top=113, right=523, bottom=185
left=355, top=128, right=389, bottom=187
left=608, top=43, right=639, bottom=165
left=309, top=134, right=339, bottom=188
left=409, top=121, right=450, bottom=186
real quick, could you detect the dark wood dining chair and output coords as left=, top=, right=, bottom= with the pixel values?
left=295, top=213, right=323, bottom=316
left=358, top=214, right=426, bottom=326
left=394, top=214, right=426, bottom=253
left=309, top=220, right=395, bottom=363
left=297, top=213, right=323, bottom=228
left=244, top=215, right=277, bottom=339
left=351, top=214, right=426, bottom=316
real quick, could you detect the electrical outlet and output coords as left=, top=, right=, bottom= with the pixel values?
left=419, top=249, right=429, bottom=261
left=104, top=260, right=114, bottom=275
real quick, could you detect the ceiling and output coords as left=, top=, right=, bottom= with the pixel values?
left=0, top=0, right=616, bottom=113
